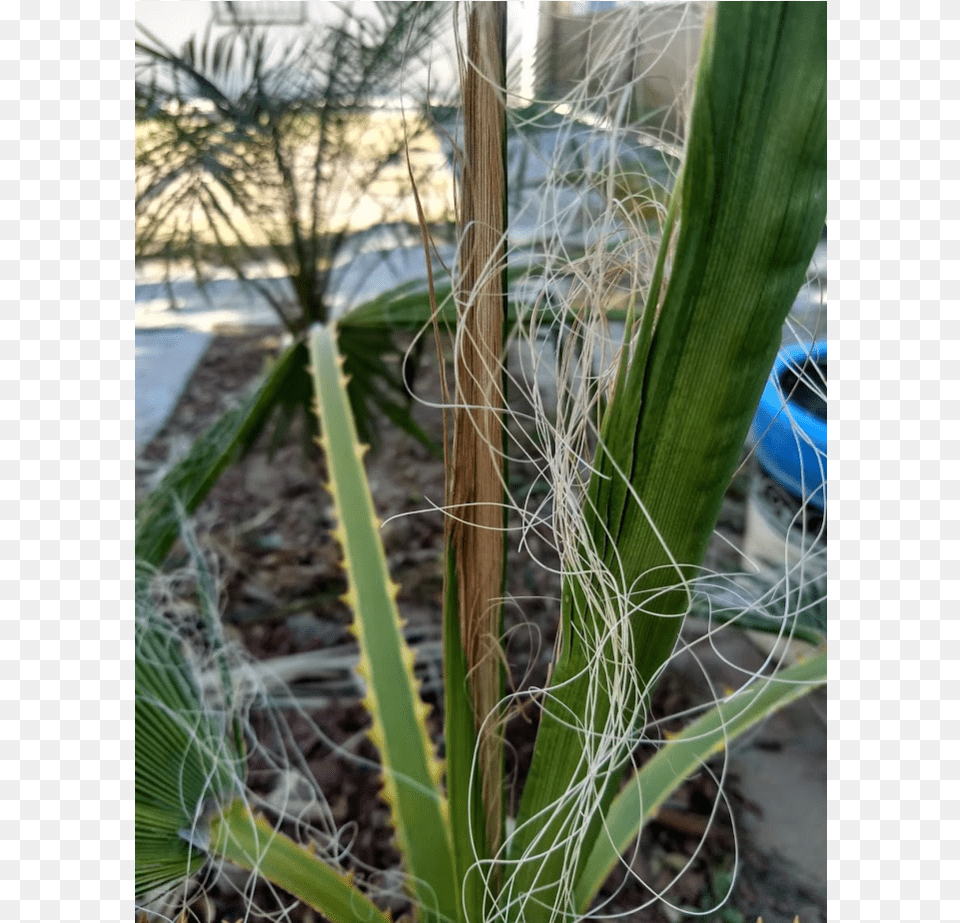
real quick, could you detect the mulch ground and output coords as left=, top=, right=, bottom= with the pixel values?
left=136, top=328, right=810, bottom=923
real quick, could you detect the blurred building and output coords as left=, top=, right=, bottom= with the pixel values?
left=534, top=1, right=705, bottom=137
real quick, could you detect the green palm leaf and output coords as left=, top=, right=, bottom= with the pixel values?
left=508, top=4, right=826, bottom=917
left=574, top=648, right=827, bottom=911
left=135, top=562, right=243, bottom=898
left=308, top=323, right=460, bottom=923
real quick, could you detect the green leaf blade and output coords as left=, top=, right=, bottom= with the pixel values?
left=308, top=323, right=459, bottom=923
left=441, top=548, right=489, bottom=919
left=135, top=339, right=308, bottom=568
left=135, top=593, right=243, bottom=899
left=574, top=649, right=827, bottom=911
left=211, top=799, right=393, bottom=923
left=510, top=4, right=826, bottom=917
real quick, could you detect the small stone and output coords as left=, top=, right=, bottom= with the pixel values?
left=287, top=612, right=340, bottom=647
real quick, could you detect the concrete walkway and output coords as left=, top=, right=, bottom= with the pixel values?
left=135, top=328, right=214, bottom=453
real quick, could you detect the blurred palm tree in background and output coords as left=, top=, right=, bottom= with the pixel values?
left=136, top=1, right=453, bottom=452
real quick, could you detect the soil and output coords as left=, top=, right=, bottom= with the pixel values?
left=136, top=328, right=823, bottom=923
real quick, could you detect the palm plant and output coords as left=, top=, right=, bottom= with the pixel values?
left=136, top=0, right=452, bottom=451
left=136, top=3, right=827, bottom=921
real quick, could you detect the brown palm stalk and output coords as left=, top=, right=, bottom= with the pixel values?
left=449, top=0, right=508, bottom=857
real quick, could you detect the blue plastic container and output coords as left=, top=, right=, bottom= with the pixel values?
left=749, top=341, right=827, bottom=511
